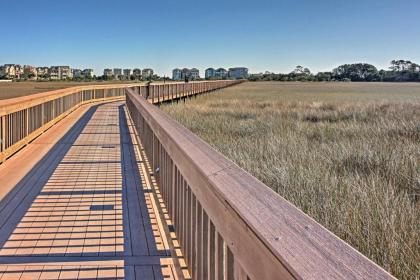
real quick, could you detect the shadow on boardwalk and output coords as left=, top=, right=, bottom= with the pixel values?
left=0, top=102, right=175, bottom=279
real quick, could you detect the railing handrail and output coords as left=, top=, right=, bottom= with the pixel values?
left=0, top=80, right=239, bottom=163
left=126, top=88, right=395, bottom=279
left=0, top=83, right=134, bottom=162
left=0, top=83, right=140, bottom=116
left=0, top=80, right=241, bottom=116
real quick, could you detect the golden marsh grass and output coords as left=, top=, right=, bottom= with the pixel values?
left=162, top=82, right=420, bottom=279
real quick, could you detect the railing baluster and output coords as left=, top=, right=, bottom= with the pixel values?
left=197, top=202, right=203, bottom=279
left=225, top=245, right=234, bottom=280
left=1, top=116, right=5, bottom=157
left=209, top=221, right=216, bottom=280
left=186, top=184, right=192, bottom=268
left=202, top=211, right=209, bottom=280
left=216, top=232, right=224, bottom=280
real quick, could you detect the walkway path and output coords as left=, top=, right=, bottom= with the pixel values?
left=0, top=101, right=182, bottom=279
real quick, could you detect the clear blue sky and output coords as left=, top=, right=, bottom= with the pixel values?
left=1, top=0, right=419, bottom=76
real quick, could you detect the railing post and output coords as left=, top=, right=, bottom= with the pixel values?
left=1, top=115, right=5, bottom=156
left=25, top=108, right=29, bottom=142
left=159, top=85, right=162, bottom=102
left=171, top=84, right=174, bottom=100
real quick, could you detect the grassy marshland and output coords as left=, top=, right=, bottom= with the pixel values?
left=162, top=82, right=420, bottom=279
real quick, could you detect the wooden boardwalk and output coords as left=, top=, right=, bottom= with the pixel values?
left=0, top=101, right=183, bottom=279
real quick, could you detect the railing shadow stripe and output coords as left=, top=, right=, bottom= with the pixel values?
left=0, top=106, right=99, bottom=247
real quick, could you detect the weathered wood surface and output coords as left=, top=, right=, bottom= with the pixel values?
left=126, top=89, right=396, bottom=280
left=0, top=101, right=183, bottom=279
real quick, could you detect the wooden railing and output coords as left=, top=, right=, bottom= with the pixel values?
left=0, top=80, right=242, bottom=163
left=131, top=80, right=243, bottom=104
left=0, top=84, right=135, bottom=162
left=126, top=88, right=395, bottom=280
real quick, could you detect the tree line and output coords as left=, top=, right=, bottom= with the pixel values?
left=249, top=60, right=420, bottom=82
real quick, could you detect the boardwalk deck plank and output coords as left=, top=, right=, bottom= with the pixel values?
left=0, top=101, right=179, bottom=280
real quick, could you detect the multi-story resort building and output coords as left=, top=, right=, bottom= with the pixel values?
left=205, top=67, right=248, bottom=79
left=73, top=69, right=94, bottom=79
left=190, top=68, right=200, bottom=79
left=113, top=68, right=122, bottom=79
left=205, top=68, right=215, bottom=79
left=215, top=68, right=228, bottom=78
left=104, top=68, right=151, bottom=80
left=0, top=64, right=23, bottom=79
left=0, top=64, right=156, bottom=81
left=181, top=68, right=190, bottom=80
left=23, top=65, right=37, bottom=79
left=204, top=67, right=227, bottom=79
left=132, top=68, right=142, bottom=78
left=228, top=67, right=249, bottom=79
left=0, top=66, right=8, bottom=78
left=82, top=69, right=94, bottom=78
left=72, top=69, right=83, bottom=78
left=123, top=69, right=131, bottom=79
left=49, top=66, right=72, bottom=80
left=142, top=68, right=154, bottom=78
left=172, top=68, right=182, bottom=80
left=173, top=68, right=200, bottom=80
left=103, top=68, right=113, bottom=78
left=36, top=67, right=49, bottom=78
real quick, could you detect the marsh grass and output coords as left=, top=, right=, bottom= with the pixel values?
left=163, top=82, right=420, bottom=279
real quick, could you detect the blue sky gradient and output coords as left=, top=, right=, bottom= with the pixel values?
left=1, top=0, right=419, bottom=76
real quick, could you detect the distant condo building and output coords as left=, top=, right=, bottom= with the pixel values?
left=133, top=68, right=142, bottom=77
left=215, top=68, right=228, bottom=78
left=23, top=65, right=37, bottom=79
left=74, top=69, right=94, bottom=78
left=205, top=68, right=215, bottom=79
left=0, top=63, right=156, bottom=81
left=189, top=68, right=200, bottom=80
left=228, top=67, right=249, bottom=79
left=172, top=68, right=182, bottom=80
left=0, top=64, right=23, bottom=79
left=36, top=67, right=49, bottom=78
left=104, top=68, right=113, bottom=77
left=173, top=68, right=200, bottom=80
left=50, top=66, right=72, bottom=80
left=142, top=68, right=154, bottom=78
left=72, top=69, right=82, bottom=78
left=82, top=69, right=94, bottom=78
left=205, top=67, right=248, bottom=79
left=103, top=68, right=153, bottom=80
left=123, top=69, right=131, bottom=79
left=205, top=67, right=227, bottom=79
left=113, top=68, right=122, bottom=79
